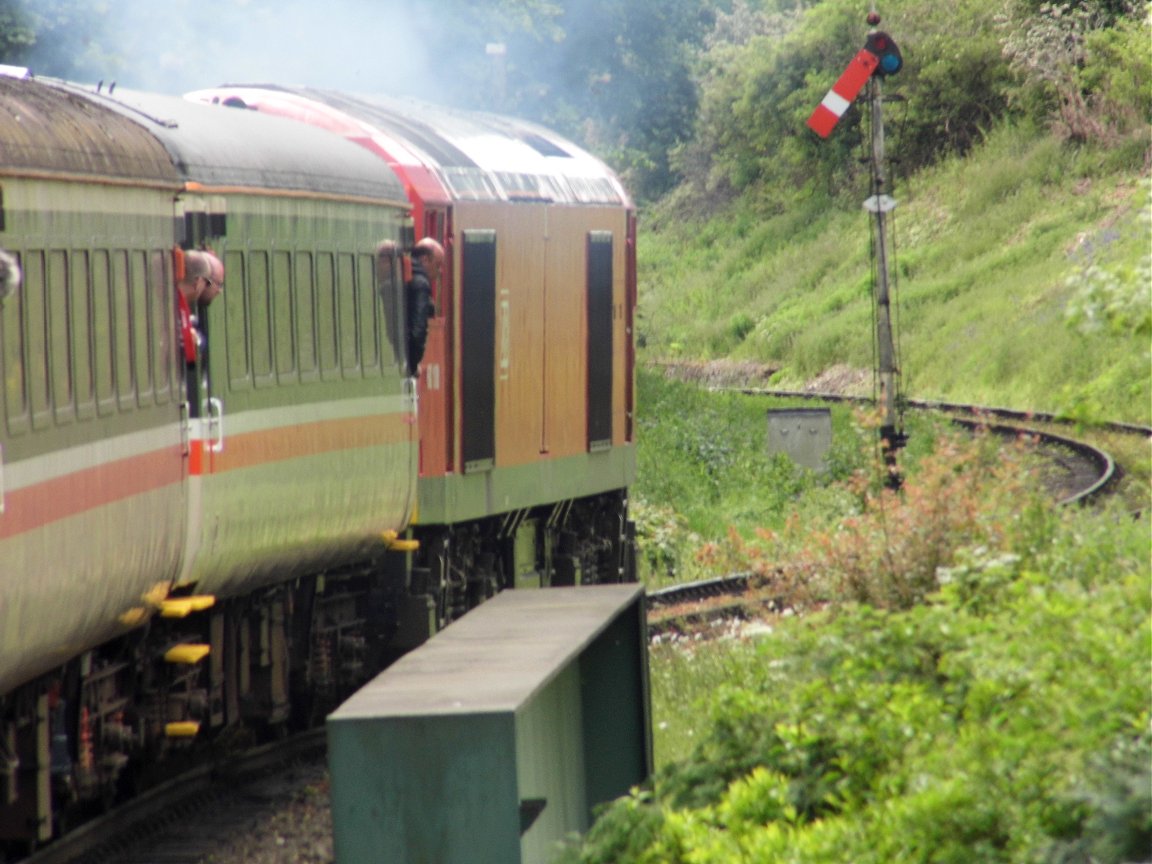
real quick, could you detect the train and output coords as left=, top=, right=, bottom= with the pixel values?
left=0, top=71, right=636, bottom=853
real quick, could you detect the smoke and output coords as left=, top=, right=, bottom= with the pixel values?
left=11, top=0, right=709, bottom=196
left=15, top=0, right=475, bottom=104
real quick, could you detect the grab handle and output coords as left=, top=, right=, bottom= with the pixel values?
left=207, top=397, right=225, bottom=454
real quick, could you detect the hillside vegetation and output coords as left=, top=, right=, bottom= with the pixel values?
left=567, top=507, right=1150, bottom=862
left=640, top=130, right=1150, bottom=422
left=564, top=2, right=1150, bottom=863
left=637, top=0, right=1150, bottom=424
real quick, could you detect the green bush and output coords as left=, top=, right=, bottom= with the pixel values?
left=1001, top=0, right=1152, bottom=145
left=564, top=435, right=1151, bottom=863
left=681, top=0, right=1025, bottom=208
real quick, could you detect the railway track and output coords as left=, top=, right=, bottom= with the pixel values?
left=645, top=387, right=1146, bottom=626
left=19, top=732, right=327, bottom=864
left=946, top=415, right=1118, bottom=506
left=731, top=387, right=1145, bottom=505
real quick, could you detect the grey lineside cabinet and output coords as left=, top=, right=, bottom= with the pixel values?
left=326, top=584, right=652, bottom=864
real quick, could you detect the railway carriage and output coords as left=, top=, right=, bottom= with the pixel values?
left=0, top=75, right=413, bottom=848
left=0, top=75, right=190, bottom=715
left=189, top=86, right=638, bottom=639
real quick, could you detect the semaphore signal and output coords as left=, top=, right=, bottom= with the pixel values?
left=806, top=47, right=879, bottom=139
left=807, top=16, right=902, bottom=138
left=807, top=8, right=908, bottom=486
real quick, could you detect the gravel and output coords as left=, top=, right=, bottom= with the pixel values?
left=201, top=765, right=334, bottom=864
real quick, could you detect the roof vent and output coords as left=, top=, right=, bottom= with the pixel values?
left=520, top=132, right=570, bottom=158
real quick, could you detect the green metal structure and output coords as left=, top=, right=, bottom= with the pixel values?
left=327, top=584, right=651, bottom=863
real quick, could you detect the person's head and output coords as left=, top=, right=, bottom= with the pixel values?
left=412, top=237, right=445, bottom=280
left=179, top=250, right=211, bottom=304
left=202, top=252, right=225, bottom=304
left=179, top=250, right=224, bottom=306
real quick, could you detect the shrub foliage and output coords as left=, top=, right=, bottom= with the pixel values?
left=562, top=424, right=1151, bottom=864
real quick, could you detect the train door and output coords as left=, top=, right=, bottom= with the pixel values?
left=174, top=196, right=227, bottom=585
left=417, top=207, right=453, bottom=475
left=625, top=210, right=637, bottom=443
left=586, top=230, right=614, bottom=451
left=458, top=228, right=498, bottom=472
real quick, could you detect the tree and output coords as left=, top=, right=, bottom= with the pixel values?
left=675, top=0, right=1029, bottom=212
left=1000, top=0, right=1152, bottom=145
left=502, top=0, right=722, bottom=201
left=0, top=0, right=35, bottom=65
left=0, top=1, right=119, bottom=82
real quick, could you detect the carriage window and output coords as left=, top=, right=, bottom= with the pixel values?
left=249, top=251, right=273, bottom=384
left=317, top=252, right=338, bottom=377
left=273, top=250, right=295, bottom=380
left=23, top=252, right=50, bottom=428
left=338, top=253, right=359, bottom=375
left=376, top=242, right=402, bottom=368
left=71, top=250, right=95, bottom=417
left=111, top=251, right=135, bottom=409
left=357, top=253, right=380, bottom=372
left=130, top=251, right=153, bottom=406
left=295, top=252, right=317, bottom=378
left=2, top=251, right=29, bottom=433
left=92, top=250, right=115, bottom=414
left=150, top=251, right=172, bottom=403
left=225, top=251, right=249, bottom=388
left=47, top=250, right=75, bottom=422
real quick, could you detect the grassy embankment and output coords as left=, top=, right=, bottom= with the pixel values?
left=632, top=122, right=1150, bottom=589
left=579, top=363, right=1151, bottom=863
left=637, top=124, right=1150, bottom=425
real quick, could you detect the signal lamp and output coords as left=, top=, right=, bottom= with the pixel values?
left=864, top=31, right=903, bottom=76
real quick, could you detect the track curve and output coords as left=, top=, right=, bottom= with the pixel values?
left=645, top=387, right=1146, bottom=615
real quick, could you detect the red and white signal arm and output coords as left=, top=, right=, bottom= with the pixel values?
left=807, top=48, right=879, bottom=138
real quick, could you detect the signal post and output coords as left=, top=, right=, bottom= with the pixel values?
left=807, top=9, right=907, bottom=486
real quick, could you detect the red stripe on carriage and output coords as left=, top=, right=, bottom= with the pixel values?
left=0, top=448, right=183, bottom=539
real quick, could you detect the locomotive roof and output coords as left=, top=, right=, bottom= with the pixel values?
left=0, top=74, right=181, bottom=186
left=41, top=82, right=408, bottom=204
left=189, top=85, right=631, bottom=207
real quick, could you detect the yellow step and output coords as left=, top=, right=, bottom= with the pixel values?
left=164, top=644, right=211, bottom=665
left=165, top=721, right=201, bottom=738
left=159, top=595, right=217, bottom=618
left=381, top=529, right=419, bottom=552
